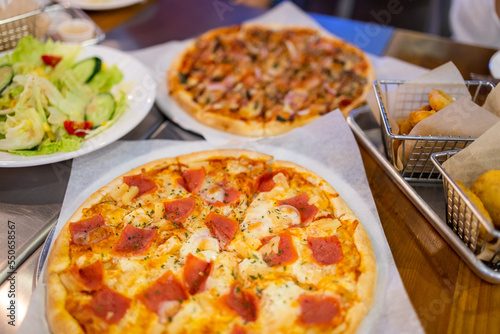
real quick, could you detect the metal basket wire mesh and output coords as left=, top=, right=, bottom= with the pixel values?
left=374, top=80, right=495, bottom=182
left=0, top=8, right=41, bottom=52
left=432, top=151, right=500, bottom=269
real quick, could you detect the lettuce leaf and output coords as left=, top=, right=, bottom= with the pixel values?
left=9, top=134, right=83, bottom=156
left=88, top=65, right=124, bottom=93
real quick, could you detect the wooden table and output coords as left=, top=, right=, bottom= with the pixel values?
left=11, top=1, right=499, bottom=333
left=86, top=2, right=500, bottom=333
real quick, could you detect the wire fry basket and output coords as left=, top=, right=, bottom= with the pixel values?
left=374, top=80, right=495, bottom=182
left=0, top=3, right=104, bottom=52
left=431, top=151, right=500, bottom=269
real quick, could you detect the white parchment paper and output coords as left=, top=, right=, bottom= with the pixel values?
left=19, top=110, right=423, bottom=334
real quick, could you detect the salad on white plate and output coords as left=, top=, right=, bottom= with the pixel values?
left=0, top=36, right=127, bottom=157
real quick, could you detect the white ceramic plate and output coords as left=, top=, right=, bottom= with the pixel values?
left=65, top=0, right=143, bottom=11
left=489, top=50, right=500, bottom=79
left=0, top=45, right=156, bottom=167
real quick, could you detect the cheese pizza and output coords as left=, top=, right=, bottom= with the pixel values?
left=46, top=149, right=376, bottom=333
left=167, top=24, right=375, bottom=137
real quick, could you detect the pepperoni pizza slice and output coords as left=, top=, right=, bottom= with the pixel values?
left=46, top=149, right=376, bottom=334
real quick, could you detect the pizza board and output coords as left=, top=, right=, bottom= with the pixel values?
left=19, top=109, right=424, bottom=334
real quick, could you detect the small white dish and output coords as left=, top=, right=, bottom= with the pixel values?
left=47, top=11, right=72, bottom=35
left=488, top=50, right=500, bottom=79
left=57, top=18, right=95, bottom=43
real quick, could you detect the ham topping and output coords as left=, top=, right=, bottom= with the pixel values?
left=88, top=286, right=131, bottom=324
left=183, top=253, right=212, bottom=295
left=163, top=197, right=196, bottom=224
left=112, top=224, right=156, bottom=255
left=256, top=171, right=287, bottom=192
left=307, top=236, right=344, bottom=265
left=278, top=192, right=318, bottom=225
left=224, top=283, right=258, bottom=322
left=177, top=167, right=206, bottom=193
left=123, top=174, right=157, bottom=198
left=260, top=230, right=298, bottom=267
left=137, top=271, right=187, bottom=317
left=231, top=324, right=248, bottom=334
left=69, top=214, right=110, bottom=246
left=299, top=294, right=340, bottom=325
left=73, top=261, right=103, bottom=290
left=204, top=212, right=238, bottom=248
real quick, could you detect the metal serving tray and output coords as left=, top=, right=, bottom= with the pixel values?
left=347, top=106, right=500, bottom=283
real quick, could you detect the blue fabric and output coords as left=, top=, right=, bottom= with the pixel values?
left=310, top=13, right=394, bottom=56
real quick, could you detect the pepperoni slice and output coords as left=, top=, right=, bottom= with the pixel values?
left=299, top=294, right=340, bottom=325
left=278, top=193, right=318, bottom=225
left=137, top=271, right=188, bottom=315
left=178, top=167, right=206, bottom=193
left=307, top=236, right=344, bottom=265
left=183, top=253, right=211, bottom=295
left=256, top=171, right=287, bottom=192
left=224, top=283, right=258, bottom=322
left=73, top=261, right=103, bottom=290
left=123, top=174, right=157, bottom=198
left=112, top=225, right=156, bottom=255
left=231, top=324, right=248, bottom=334
left=163, top=197, right=195, bottom=224
left=214, top=180, right=240, bottom=206
left=260, top=230, right=298, bottom=267
left=204, top=212, right=238, bottom=248
left=69, top=215, right=110, bottom=246
left=88, top=286, right=131, bottom=324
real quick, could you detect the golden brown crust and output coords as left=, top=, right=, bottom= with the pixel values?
left=46, top=273, right=85, bottom=334
left=46, top=151, right=375, bottom=334
left=177, top=149, right=272, bottom=165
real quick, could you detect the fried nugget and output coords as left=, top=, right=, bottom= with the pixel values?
left=428, top=89, right=454, bottom=111
left=472, top=170, right=500, bottom=228
left=397, top=119, right=413, bottom=135
left=407, top=109, right=437, bottom=127
left=456, top=181, right=494, bottom=241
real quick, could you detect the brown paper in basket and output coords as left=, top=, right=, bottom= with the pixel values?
left=395, top=97, right=500, bottom=169
left=442, top=121, right=500, bottom=260
left=482, top=84, right=500, bottom=117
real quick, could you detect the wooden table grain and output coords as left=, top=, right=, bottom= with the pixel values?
left=86, top=2, right=500, bottom=333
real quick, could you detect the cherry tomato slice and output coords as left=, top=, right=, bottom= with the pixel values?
left=64, top=120, right=93, bottom=137
left=41, top=54, right=62, bottom=67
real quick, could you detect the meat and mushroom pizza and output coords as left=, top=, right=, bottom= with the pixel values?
left=167, top=24, right=374, bottom=137
left=46, top=149, right=376, bottom=333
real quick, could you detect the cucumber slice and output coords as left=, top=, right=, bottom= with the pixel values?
left=72, top=57, right=102, bottom=83
left=0, top=65, right=14, bottom=95
left=85, top=93, right=116, bottom=127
